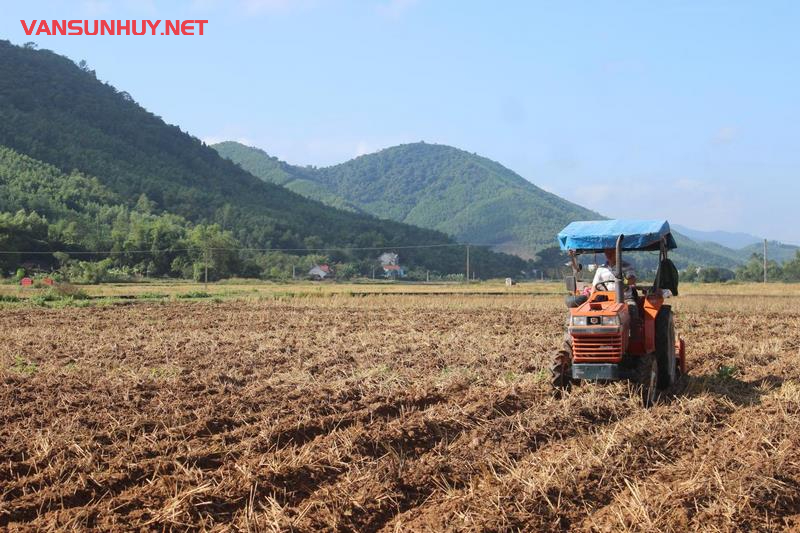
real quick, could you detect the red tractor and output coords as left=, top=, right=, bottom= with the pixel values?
left=551, top=220, right=686, bottom=406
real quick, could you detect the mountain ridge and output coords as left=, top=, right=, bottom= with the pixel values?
left=0, top=40, right=528, bottom=278
left=214, top=141, right=750, bottom=268
left=214, top=141, right=602, bottom=259
left=672, top=224, right=763, bottom=250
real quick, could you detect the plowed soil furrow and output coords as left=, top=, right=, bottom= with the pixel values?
left=1, top=291, right=798, bottom=530
left=581, top=392, right=800, bottom=532
left=386, top=390, right=736, bottom=532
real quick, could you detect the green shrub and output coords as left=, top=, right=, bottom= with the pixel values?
left=176, top=290, right=211, bottom=299
left=52, top=283, right=89, bottom=299
left=137, top=292, right=168, bottom=299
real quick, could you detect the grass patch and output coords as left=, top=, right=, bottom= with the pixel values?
left=51, top=283, right=89, bottom=299
left=148, top=365, right=181, bottom=380
left=177, top=291, right=212, bottom=299
left=137, top=292, right=169, bottom=300
left=11, top=356, right=38, bottom=376
left=533, top=369, right=550, bottom=383
left=27, top=284, right=90, bottom=306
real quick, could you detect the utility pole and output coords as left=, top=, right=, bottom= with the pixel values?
left=372, top=266, right=375, bottom=280
left=292, top=265, right=296, bottom=279
left=465, top=245, right=470, bottom=284
left=204, top=247, right=209, bottom=290
left=763, top=238, right=768, bottom=283
left=426, top=270, right=429, bottom=282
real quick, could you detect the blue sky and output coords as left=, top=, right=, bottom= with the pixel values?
left=2, top=0, right=798, bottom=243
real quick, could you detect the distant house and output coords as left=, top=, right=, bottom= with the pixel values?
left=378, top=252, right=399, bottom=266
left=378, top=252, right=404, bottom=278
left=308, top=264, right=332, bottom=280
left=382, top=264, right=405, bottom=278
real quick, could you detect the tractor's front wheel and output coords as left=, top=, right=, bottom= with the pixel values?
left=550, top=340, right=573, bottom=396
left=634, top=354, right=658, bottom=408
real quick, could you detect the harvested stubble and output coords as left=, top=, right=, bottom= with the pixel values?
left=1, top=290, right=799, bottom=531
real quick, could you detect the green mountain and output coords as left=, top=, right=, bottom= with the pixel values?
left=214, top=141, right=601, bottom=259
left=213, top=141, right=748, bottom=269
left=211, top=142, right=366, bottom=213
left=739, top=241, right=799, bottom=264
left=0, top=40, right=528, bottom=279
left=669, top=233, right=741, bottom=269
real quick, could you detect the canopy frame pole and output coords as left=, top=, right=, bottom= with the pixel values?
left=614, top=234, right=624, bottom=304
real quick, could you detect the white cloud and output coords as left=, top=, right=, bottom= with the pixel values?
left=570, top=184, right=615, bottom=206
left=673, top=178, right=703, bottom=191
left=713, top=126, right=738, bottom=144
left=201, top=135, right=253, bottom=147
left=355, top=140, right=372, bottom=157
left=377, top=0, right=420, bottom=18
left=561, top=177, right=744, bottom=232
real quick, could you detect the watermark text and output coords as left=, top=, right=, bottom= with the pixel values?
left=20, top=20, right=208, bottom=36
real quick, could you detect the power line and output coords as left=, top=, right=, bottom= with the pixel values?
left=0, top=242, right=497, bottom=256
left=0, top=248, right=192, bottom=255
left=226, top=243, right=469, bottom=252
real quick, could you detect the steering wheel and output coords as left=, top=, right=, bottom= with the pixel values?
left=594, top=281, right=615, bottom=292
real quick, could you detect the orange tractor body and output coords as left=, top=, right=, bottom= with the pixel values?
left=552, top=220, right=687, bottom=406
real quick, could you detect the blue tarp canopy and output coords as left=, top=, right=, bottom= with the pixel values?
left=557, top=219, right=677, bottom=252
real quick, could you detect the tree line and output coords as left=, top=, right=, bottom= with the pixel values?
left=682, top=252, right=800, bottom=283
left=0, top=40, right=531, bottom=281
left=0, top=145, right=530, bottom=283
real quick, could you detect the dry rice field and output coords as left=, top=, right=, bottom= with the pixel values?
left=2, top=284, right=800, bottom=531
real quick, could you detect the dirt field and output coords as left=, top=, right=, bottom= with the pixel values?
left=2, top=285, right=800, bottom=531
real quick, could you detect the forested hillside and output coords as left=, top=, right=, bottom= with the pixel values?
left=214, top=141, right=750, bottom=269
left=0, top=145, right=227, bottom=278
left=211, top=141, right=365, bottom=213
left=0, top=40, right=528, bottom=280
left=739, top=241, right=799, bottom=264
left=214, top=141, right=601, bottom=258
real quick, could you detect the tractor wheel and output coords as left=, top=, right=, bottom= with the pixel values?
left=655, top=306, right=677, bottom=389
left=550, top=340, right=573, bottom=396
left=634, top=353, right=658, bottom=408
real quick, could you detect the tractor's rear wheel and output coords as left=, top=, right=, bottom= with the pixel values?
left=635, top=354, right=658, bottom=408
left=655, top=306, right=677, bottom=389
left=550, top=340, right=573, bottom=396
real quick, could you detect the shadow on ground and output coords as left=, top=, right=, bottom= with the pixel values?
left=669, top=372, right=784, bottom=406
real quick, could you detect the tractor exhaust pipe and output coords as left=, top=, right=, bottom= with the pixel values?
left=615, top=234, right=624, bottom=304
